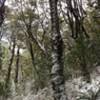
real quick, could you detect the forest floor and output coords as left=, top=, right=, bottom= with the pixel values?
left=2, top=66, right=100, bottom=100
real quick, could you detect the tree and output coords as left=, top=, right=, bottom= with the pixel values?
left=5, top=37, right=16, bottom=88
left=0, top=0, right=6, bottom=26
left=0, top=0, right=6, bottom=71
left=98, top=0, right=100, bottom=7
left=49, top=0, right=67, bottom=100
left=15, top=45, right=20, bottom=83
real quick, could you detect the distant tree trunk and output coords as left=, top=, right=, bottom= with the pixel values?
left=78, top=39, right=91, bottom=83
left=49, top=0, right=68, bottom=100
left=15, top=46, right=20, bottom=83
left=0, top=0, right=6, bottom=26
left=98, top=0, right=100, bottom=8
left=0, top=29, right=3, bottom=70
left=0, top=0, right=6, bottom=69
left=76, top=37, right=91, bottom=83
left=80, top=55, right=91, bottom=83
left=5, top=40, right=16, bottom=87
left=28, top=41, right=42, bottom=90
left=0, top=40, right=2, bottom=70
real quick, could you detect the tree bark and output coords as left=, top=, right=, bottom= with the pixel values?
left=0, top=41, right=2, bottom=70
left=0, top=0, right=6, bottom=26
left=49, top=0, right=68, bottom=100
left=15, top=46, right=20, bottom=83
left=5, top=40, right=16, bottom=87
left=0, top=0, right=6, bottom=69
left=0, top=27, right=3, bottom=70
left=28, top=41, right=41, bottom=82
left=98, top=0, right=100, bottom=8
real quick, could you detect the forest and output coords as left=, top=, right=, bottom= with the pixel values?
left=0, top=0, right=100, bottom=100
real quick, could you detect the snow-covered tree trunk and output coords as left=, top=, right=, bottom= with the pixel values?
left=49, top=0, right=68, bottom=100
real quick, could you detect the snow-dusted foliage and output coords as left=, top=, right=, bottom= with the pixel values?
left=65, top=67, right=100, bottom=100
left=66, top=77, right=100, bottom=100
left=0, top=67, right=100, bottom=100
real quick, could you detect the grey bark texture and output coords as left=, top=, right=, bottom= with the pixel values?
left=15, top=46, right=20, bottom=83
left=49, top=0, right=68, bottom=100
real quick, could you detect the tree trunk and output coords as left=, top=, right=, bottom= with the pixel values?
left=49, top=0, right=68, bottom=100
left=76, top=37, right=91, bottom=83
left=28, top=41, right=43, bottom=90
left=80, top=55, right=91, bottom=83
left=0, top=41, right=2, bottom=70
left=15, top=46, right=20, bottom=83
left=0, top=0, right=6, bottom=26
left=5, top=40, right=16, bottom=87
left=98, top=0, right=100, bottom=8
left=28, top=41, right=40, bottom=78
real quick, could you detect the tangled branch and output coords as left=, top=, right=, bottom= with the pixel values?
left=66, top=0, right=89, bottom=39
